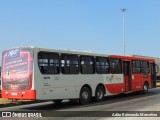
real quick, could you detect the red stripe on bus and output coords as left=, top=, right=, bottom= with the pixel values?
left=105, top=84, right=125, bottom=94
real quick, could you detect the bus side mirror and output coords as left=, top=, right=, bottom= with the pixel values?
left=156, top=64, right=159, bottom=74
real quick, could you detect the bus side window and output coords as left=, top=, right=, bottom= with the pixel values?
left=96, top=57, right=109, bottom=74
left=110, top=58, right=122, bottom=74
left=141, top=61, right=149, bottom=73
left=38, top=52, right=60, bottom=74
left=132, top=60, right=141, bottom=74
left=38, top=58, right=48, bottom=74
left=61, top=54, right=79, bottom=74
left=80, top=56, right=95, bottom=74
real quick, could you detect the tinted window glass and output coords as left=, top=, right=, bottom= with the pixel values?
left=132, top=60, right=141, bottom=73
left=61, top=54, right=79, bottom=74
left=80, top=56, right=95, bottom=74
left=110, top=58, right=122, bottom=74
left=96, top=57, right=109, bottom=74
left=38, top=52, right=60, bottom=74
left=141, top=61, right=149, bottom=73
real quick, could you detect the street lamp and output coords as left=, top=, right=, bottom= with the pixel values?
left=121, top=8, right=126, bottom=56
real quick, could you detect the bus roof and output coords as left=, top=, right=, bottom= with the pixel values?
left=109, top=55, right=155, bottom=62
left=3, top=46, right=109, bottom=57
left=38, top=47, right=109, bottom=57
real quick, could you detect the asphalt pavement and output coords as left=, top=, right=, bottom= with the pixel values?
left=0, top=87, right=160, bottom=120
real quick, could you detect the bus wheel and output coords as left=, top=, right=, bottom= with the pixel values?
left=79, top=87, right=91, bottom=105
left=95, top=86, right=105, bottom=102
left=53, top=100, right=62, bottom=104
left=143, top=83, right=148, bottom=94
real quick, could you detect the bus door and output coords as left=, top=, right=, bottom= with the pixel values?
left=123, top=61, right=132, bottom=91
left=150, top=63, right=157, bottom=88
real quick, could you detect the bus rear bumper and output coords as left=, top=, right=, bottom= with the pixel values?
left=1, top=90, right=36, bottom=100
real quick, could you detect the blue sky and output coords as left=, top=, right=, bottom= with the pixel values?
left=0, top=0, right=160, bottom=57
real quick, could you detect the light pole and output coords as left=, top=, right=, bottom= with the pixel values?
left=121, top=8, right=126, bottom=56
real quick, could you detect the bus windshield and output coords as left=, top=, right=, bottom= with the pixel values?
left=2, top=48, right=33, bottom=91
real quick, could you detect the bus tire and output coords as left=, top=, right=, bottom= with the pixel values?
left=143, top=82, right=148, bottom=94
left=95, top=86, right=105, bottom=102
left=79, top=87, right=91, bottom=105
left=53, top=100, right=62, bottom=104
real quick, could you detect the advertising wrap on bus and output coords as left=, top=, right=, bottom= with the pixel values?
left=2, top=48, right=33, bottom=91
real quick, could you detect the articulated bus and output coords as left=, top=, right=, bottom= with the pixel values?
left=1, top=47, right=158, bottom=104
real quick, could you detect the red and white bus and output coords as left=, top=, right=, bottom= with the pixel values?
left=1, top=47, right=158, bottom=104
